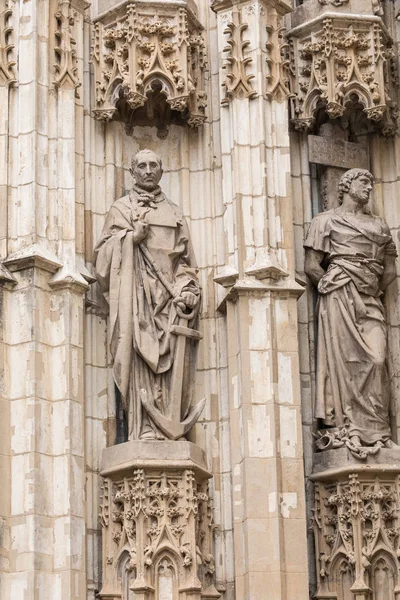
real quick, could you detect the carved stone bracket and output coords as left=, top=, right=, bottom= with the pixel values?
left=312, top=452, right=400, bottom=600
left=288, top=13, right=398, bottom=134
left=0, top=0, right=16, bottom=86
left=98, top=441, right=220, bottom=600
left=91, top=1, right=208, bottom=128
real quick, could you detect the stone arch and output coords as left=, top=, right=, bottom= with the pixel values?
left=154, top=552, right=179, bottom=600
left=117, top=549, right=137, bottom=600
left=370, top=551, right=398, bottom=600
left=329, top=554, right=354, bottom=600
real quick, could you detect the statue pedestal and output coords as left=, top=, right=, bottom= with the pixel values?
left=311, top=449, right=400, bottom=600
left=98, top=441, right=220, bottom=600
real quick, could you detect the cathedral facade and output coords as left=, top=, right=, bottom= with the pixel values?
left=1, top=1, right=400, bottom=599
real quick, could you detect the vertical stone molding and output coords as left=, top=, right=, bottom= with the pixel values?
left=312, top=452, right=400, bottom=599
left=0, top=0, right=16, bottom=87
left=288, top=10, right=398, bottom=133
left=98, top=441, right=220, bottom=600
left=0, top=0, right=90, bottom=596
left=91, top=1, right=208, bottom=128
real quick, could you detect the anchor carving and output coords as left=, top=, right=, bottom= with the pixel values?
left=139, top=243, right=205, bottom=440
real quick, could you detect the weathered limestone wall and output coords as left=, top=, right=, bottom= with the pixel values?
left=5, top=0, right=400, bottom=598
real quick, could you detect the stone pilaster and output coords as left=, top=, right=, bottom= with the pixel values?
left=212, top=0, right=309, bottom=598
left=0, top=0, right=90, bottom=597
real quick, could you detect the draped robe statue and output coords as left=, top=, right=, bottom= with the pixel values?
left=94, top=150, right=202, bottom=441
left=304, top=169, right=397, bottom=453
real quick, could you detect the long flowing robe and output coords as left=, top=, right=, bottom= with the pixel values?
left=94, top=189, right=201, bottom=439
left=304, top=208, right=397, bottom=445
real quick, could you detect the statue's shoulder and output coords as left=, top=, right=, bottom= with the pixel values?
left=371, top=213, right=391, bottom=234
left=311, top=208, right=336, bottom=224
left=108, top=194, right=130, bottom=215
left=111, top=194, right=130, bottom=210
left=164, top=197, right=184, bottom=219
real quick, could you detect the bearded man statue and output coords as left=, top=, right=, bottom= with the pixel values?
left=304, top=168, right=397, bottom=452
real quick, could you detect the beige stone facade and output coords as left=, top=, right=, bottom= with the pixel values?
left=1, top=0, right=400, bottom=599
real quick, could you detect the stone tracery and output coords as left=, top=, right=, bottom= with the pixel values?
left=91, top=1, right=208, bottom=128
left=288, top=15, right=398, bottom=133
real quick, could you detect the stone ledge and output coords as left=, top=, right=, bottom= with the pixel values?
left=101, top=440, right=211, bottom=479
left=311, top=447, right=400, bottom=480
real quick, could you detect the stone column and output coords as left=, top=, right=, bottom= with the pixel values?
left=212, top=1, right=309, bottom=598
left=0, top=0, right=89, bottom=597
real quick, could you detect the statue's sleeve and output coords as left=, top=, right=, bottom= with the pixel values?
left=382, top=222, right=398, bottom=257
left=173, top=216, right=201, bottom=296
left=304, top=214, right=330, bottom=254
left=93, top=205, right=127, bottom=295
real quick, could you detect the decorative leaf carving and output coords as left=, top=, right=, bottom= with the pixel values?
left=288, top=16, right=398, bottom=135
left=91, top=2, right=208, bottom=128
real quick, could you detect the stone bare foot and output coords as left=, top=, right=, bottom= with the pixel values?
left=349, top=435, right=361, bottom=448
left=384, top=439, right=399, bottom=449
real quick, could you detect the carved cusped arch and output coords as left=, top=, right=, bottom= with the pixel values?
left=91, top=1, right=208, bottom=131
left=370, top=552, right=398, bottom=600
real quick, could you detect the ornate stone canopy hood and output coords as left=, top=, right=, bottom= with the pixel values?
left=91, top=0, right=208, bottom=131
left=287, top=1, right=398, bottom=134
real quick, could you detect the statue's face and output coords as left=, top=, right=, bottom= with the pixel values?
left=133, top=151, right=163, bottom=191
left=349, top=174, right=373, bottom=205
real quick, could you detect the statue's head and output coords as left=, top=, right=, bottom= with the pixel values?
left=130, top=149, right=163, bottom=191
left=338, top=168, right=374, bottom=207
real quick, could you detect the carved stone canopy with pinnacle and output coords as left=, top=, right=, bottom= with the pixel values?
left=91, top=0, right=208, bottom=133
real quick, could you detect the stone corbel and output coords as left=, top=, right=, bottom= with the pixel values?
left=98, top=441, right=220, bottom=600
left=288, top=13, right=399, bottom=134
left=0, top=0, right=16, bottom=86
left=91, top=1, right=208, bottom=129
left=312, top=455, right=400, bottom=600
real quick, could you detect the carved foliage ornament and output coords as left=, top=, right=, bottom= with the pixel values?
left=53, top=0, right=82, bottom=94
left=314, top=474, right=400, bottom=599
left=0, top=0, right=16, bottom=86
left=265, top=7, right=291, bottom=102
left=98, top=469, right=219, bottom=598
left=289, top=17, right=398, bottom=134
left=221, top=9, right=256, bottom=105
left=91, top=2, right=208, bottom=127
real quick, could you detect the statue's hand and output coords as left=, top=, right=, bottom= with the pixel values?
left=180, top=291, right=199, bottom=309
left=133, top=219, right=149, bottom=244
left=132, top=207, right=150, bottom=244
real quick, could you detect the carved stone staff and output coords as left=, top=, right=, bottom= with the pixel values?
left=138, top=242, right=205, bottom=440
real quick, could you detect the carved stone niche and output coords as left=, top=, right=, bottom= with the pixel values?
left=311, top=449, right=400, bottom=600
left=91, top=1, right=208, bottom=134
left=288, top=12, right=398, bottom=135
left=98, top=441, right=220, bottom=600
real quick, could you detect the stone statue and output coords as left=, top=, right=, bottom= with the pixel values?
left=94, top=149, right=204, bottom=441
left=304, top=168, right=397, bottom=456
